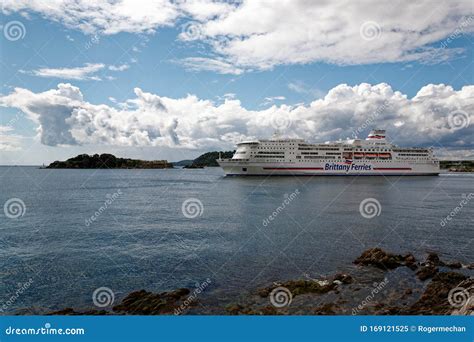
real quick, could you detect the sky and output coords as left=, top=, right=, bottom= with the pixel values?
left=0, top=0, right=473, bottom=165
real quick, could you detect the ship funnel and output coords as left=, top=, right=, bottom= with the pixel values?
left=366, top=129, right=386, bottom=140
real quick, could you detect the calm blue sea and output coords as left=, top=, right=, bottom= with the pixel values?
left=1, top=166, right=473, bottom=314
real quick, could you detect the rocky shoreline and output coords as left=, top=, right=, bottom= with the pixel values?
left=36, top=248, right=473, bottom=316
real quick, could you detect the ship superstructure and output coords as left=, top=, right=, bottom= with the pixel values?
left=217, top=130, right=439, bottom=176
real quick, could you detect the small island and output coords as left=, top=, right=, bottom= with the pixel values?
left=45, top=154, right=173, bottom=169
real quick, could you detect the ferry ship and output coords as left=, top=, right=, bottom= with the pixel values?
left=217, top=130, right=439, bottom=176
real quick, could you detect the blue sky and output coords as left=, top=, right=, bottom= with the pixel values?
left=0, top=1, right=473, bottom=164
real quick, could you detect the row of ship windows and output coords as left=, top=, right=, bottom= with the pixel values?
left=259, top=147, right=409, bottom=152
left=253, top=155, right=430, bottom=160
left=254, top=154, right=430, bottom=159
left=254, top=155, right=284, bottom=158
left=250, top=145, right=429, bottom=153
left=256, top=152, right=285, bottom=155
left=299, top=148, right=393, bottom=152
left=246, top=150, right=428, bottom=156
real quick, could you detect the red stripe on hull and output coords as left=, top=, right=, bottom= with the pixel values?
left=373, top=167, right=412, bottom=171
left=263, top=167, right=324, bottom=170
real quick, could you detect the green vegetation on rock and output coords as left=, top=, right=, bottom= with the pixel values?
left=185, top=151, right=235, bottom=168
left=440, top=160, right=474, bottom=172
left=46, top=154, right=173, bottom=169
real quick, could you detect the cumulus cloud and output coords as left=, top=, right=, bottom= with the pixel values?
left=3, top=1, right=473, bottom=69
left=0, top=83, right=472, bottom=156
left=29, top=63, right=105, bottom=81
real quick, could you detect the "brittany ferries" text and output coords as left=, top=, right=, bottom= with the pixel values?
left=325, top=163, right=372, bottom=171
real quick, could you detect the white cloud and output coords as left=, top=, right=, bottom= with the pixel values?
left=260, top=96, right=286, bottom=106
left=0, top=126, right=14, bottom=133
left=0, top=126, right=23, bottom=151
left=178, top=57, right=244, bottom=75
left=178, top=0, right=236, bottom=21
left=30, top=63, right=105, bottom=81
left=1, top=0, right=180, bottom=35
left=0, top=83, right=472, bottom=157
left=194, top=1, right=474, bottom=69
left=288, top=81, right=325, bottom=100
left=108, top=64, right=130, bottom=72
left=4, top=1, right=472, bottom=69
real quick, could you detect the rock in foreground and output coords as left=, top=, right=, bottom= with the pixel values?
left=353, top=248, right=416, bottom=270
left=113, top=288, right=191, bottom=315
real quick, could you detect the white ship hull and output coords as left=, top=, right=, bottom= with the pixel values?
left=218, top=129, right=440, bottom=176
left=218, top=160, right=439, bottom=176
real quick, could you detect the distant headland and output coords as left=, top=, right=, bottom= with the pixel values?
left=439, top=160, right=474, bottom=172
left=183, top=151, right=235, bottom=168
left=45, top=154, right=173, bottom=169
